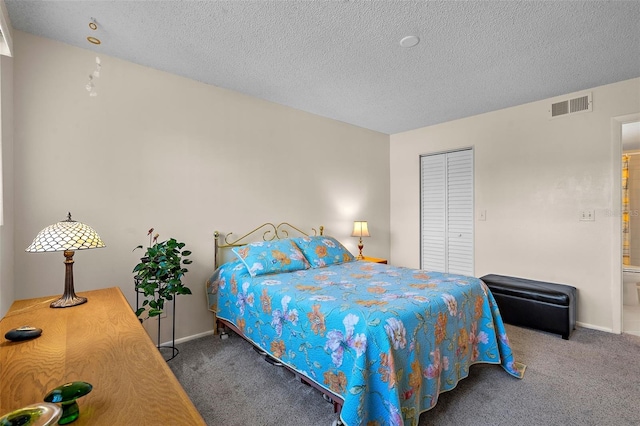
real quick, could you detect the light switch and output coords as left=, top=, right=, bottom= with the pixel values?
left=580, top=210, right=595, bottom=221
left=479, top=210, right=487, bottom=221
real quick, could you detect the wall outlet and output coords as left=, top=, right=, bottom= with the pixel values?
left=580, top=210, right=595, bottom=221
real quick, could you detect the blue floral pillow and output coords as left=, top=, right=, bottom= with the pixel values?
left=232, top=239, right=310, bottom=277
left=292, top=236, right=355, bottom=268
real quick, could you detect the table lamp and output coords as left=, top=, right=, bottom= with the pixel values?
left=351, top=221, right=370, bottom=260
left=25, top=213, right=105, bottom=308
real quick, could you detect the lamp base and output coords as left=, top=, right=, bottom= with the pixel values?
left=356, top=238, right=364, bottom=260
left=50, top=295, right=87, bottom=308
left=50, top=250, right=87, bottom=308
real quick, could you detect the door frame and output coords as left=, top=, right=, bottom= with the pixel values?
left=612, top=113, right=640, bottom=334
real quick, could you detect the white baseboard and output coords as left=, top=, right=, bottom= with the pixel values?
left=161, top=329, right=214, bottom=347
left=576, top=321, right=614, bottom=333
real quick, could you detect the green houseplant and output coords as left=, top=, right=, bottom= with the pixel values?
left=133, top=228, right=193, bottom=319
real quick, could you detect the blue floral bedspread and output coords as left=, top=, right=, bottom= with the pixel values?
left=207, top=260, right=525, bottom=426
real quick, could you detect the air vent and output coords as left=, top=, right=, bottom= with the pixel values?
left=551, top=100, right=569, bottom=117
left=549, top=92, right=592, bottom=118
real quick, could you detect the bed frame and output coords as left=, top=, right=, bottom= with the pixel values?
left=213, top=222, right=323, bottom=268
left=210, top=223, right=344, bottom=417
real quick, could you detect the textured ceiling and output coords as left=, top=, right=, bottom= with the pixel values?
left=5, top=1, right=640, bottom=134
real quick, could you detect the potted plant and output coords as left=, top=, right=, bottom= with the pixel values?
left=133, top=228, right=193, bottom=319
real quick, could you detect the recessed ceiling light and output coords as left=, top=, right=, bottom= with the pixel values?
left=399, top=35, right=420, bottom=48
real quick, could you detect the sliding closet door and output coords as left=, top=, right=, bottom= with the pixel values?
left=420, top=148, right=474, bottom=276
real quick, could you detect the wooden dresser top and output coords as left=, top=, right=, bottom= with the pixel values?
left=0, top=287, right=205, bottom=425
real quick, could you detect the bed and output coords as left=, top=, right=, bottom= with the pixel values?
left=206, top=223, right=525, bottom=426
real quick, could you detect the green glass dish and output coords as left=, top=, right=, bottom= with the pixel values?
left=43, top=381, right=92, bottom=425
left=0, top=403, right=62, bottom=426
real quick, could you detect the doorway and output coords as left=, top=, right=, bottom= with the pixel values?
left=621, top=119, right=640, bottom=336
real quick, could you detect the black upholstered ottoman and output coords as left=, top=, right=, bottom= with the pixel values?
left=480, top=274, right=577, bottom=340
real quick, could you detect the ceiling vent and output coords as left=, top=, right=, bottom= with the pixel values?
left=549, top=92, right=592, bottom=119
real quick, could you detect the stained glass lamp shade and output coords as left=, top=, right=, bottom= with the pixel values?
left=25, top=213, right=105, bottom=308
left=351, top=221, right=370, bottom=260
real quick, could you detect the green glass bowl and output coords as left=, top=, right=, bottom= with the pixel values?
left=43, top=382, right=92, bottom=425
left=0, top=403, right=62, bottom=426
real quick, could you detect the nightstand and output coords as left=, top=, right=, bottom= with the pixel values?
left=361, top=256, right=387, bottom=264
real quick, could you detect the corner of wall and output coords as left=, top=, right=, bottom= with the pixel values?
left=0, top=53, right=14, bottom=316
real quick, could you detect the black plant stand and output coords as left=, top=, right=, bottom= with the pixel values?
left=135, top=278, right=179, bottom=361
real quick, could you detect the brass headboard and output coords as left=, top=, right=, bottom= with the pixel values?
left=213, top=222, right=324, bottom=268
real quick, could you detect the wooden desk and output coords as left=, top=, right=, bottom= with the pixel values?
left=0, top=287, right=205, bottom=425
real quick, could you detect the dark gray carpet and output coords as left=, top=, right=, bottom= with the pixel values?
left=169, top=325, right=640, bottom=426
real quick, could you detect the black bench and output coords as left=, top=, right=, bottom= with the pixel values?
left=480, top=274, right=577, bottom=340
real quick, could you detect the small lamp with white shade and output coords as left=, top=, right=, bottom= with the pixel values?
left=351, top=221, right=370, bottom=260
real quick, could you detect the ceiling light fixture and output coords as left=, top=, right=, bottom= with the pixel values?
left=399, top=35, right=420, bottom=48
left=85, top=19, right=101, bottom=97
left=87, top=18, right=101, bottom=44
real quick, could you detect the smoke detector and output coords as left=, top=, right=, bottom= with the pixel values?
left=399, top=35, right=420, bottom=48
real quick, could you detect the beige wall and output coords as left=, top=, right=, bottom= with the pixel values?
left=10, top=29, right=640, bottom=337
left=0, top=53, right=14, bottom=317
left=12, top=31, right=390, bottom=342
left=390, top=78, right=640, bottom=332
